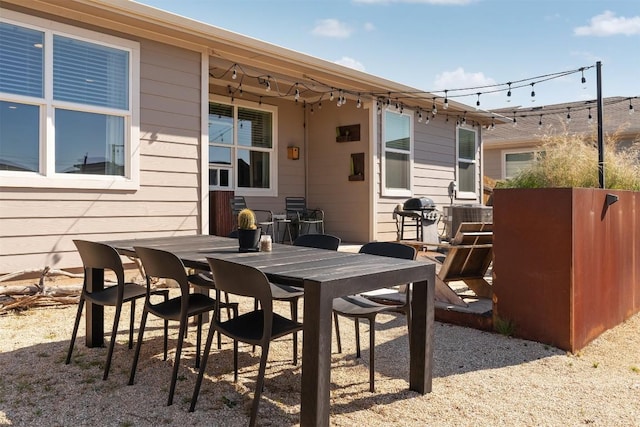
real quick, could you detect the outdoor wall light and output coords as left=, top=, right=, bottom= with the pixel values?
left=287, top=146, right=300, bottom=160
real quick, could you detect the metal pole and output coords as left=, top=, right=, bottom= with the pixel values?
left=596, top=61, right=604, bottom=189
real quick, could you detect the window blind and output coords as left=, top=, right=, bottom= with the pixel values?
left=0, top=22, right=44, bottom=98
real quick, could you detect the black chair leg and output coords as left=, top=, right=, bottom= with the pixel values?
left=65, top=296, right=85, bottom=365
left=233, top=340, right=239, bottom=382
left=369, top=316, right=376, bottom=393
left=128, top=308, right=149, bottom=385
left=129, top=299, right=136, bottom=349
left=195, top=313, right=203, bottom=369
left=167, top=319, right=187, bottom=406
left=291, top=299, right=299, bottom=365
left=355, top=318, right=361, bottom=359
left=249, top=345, right=269, bottom=427
left=103, top=304, right=122, bottom=380
left=333, top=312, right=342, bottom=354
left=189, top=318, right=217, bottom=412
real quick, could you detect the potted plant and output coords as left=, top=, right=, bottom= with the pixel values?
left=237, top=208, right=262, bottom=252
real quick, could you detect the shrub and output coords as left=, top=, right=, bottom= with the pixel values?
left=497, top=129, right=640, bottom=190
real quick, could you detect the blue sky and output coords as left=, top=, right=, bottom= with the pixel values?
left=136, top=0, right=639, bottom=110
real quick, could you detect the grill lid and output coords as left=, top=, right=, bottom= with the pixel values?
left=403, top=197, right=436, bottom=210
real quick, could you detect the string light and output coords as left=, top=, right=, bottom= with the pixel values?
left=538, top=114, right=543, bottom=130
left=294, top=84, right=300, bottom=101
left=417, top=110, right=423, bottom=123
left=329, top=91, right=334, bottom=101
left=566, top=107, right=571, bottom=123
left=512, top=112, right=517, bottom=127
left=425, top=115, right=430, bottom=125
left=588, top=108, right=593, bottom=124
left=506, top=82, right=512, bottom=102
left=630, top=99, right=635, bottom=115
left=356, top=95, right=362, bottom=108
left=431, top=99, right=438, bottom=116
left=232, top=64, right=237, bottom=80
left=581, top=68, right=587, bottom=89
left=443, top=90, right=449, bottom=110
left=530, top=83, right=536, bottom=102
left=476, top=92, right=481, bottom=109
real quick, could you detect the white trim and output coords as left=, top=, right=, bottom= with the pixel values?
left=456, top=125, right=479, bottom=200
left=381, top=108, right=413, bottom=198
left=502, top=148, right=539, bottom=180
left=208, top=95, right=278, bottom=197
left=0, top=9, right=140, bottom=191
left=200, top=51, right=210, bottom=234
left=369, top=100, right=377, bottom=241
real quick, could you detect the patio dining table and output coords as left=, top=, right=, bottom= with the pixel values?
left=88, top=234, right=435, bottom=426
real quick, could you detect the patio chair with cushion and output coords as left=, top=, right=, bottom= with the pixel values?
left=65, top=240, right=169, bottom=381
left=332, top=241, right=417, bottom=392
left=189, top=258, right=303, bottom=426
left=285, top=196, right=324, bottom=237
left=128, top=246, right=221, bottom=406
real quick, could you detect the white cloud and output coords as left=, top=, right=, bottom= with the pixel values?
left=364, top=22, right=376, bottom=31
left=574, top=11, right=640, bottom=36
left=354, top=0, right=474, bottom=4
left=433, top=67, right=496, bottom=94
left=334, top=56, right=366, bottom=72
left=312, top=19, right=353, bottom=38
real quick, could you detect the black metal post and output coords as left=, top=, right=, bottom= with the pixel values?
left=596, top=61, right=604, bottom=189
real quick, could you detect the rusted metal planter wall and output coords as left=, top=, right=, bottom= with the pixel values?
left=493, top=188, right=639, bottom=352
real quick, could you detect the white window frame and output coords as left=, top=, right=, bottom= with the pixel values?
left=381, top=108, right=413, bottom=197
left=0, top=9, right=140, bottom=190
left=456, top=126, right=478, bottom=200
left=209, top=95, right=278, bottom=197
left=502, top=148, right=539, bottom=179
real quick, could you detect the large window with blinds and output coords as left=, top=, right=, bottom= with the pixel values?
left=0, top=11, right=139, bottom=189
left=382, top=109, right=413, bottom=197
left=208, top=99, right=277, bottom=196
left=456, top=126, right=478, bottom=199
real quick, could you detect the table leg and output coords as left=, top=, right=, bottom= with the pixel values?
left=85, top=267, right=105, bottom=348
left=300, top=280, right=332, bottom=426
left=409, top=274, right=435, bottom=393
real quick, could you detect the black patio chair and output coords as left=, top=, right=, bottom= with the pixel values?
left=65, top=240, right=169, bottom=381
left=332, top=241, right=416, bottom=392
left=189, top=258, right=303, bottom=427
left=230, top=196, right=274, bottom=239
left=285, top=196, right=324, bottom=237
left=268, top=233, right=341, bottom=365
left=128, top=246, right=224, bottom=406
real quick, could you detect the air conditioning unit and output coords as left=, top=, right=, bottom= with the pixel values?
left=443, top=205, right=493, bottom=240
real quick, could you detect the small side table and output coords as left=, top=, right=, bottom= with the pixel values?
left=272, top=214, right=293, bottom=244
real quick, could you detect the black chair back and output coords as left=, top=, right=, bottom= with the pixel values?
left=73, top=239, right=125, bottom=286
left=359, top=241, right=417, bottom=260
left=293, top=233, right=340, bottom=250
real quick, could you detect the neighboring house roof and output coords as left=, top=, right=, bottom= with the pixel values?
left=484, top=96, right=640, bottom=148
left=2, top=0, right=501, bottom=126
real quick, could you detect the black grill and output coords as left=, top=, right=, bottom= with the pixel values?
left=403, top=197, right=436, bottom=211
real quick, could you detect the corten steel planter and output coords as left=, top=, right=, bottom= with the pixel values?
left=492, top=188, right=639, bottom=352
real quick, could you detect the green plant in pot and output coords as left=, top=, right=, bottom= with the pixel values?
left=237, top=208, right=262, bottom=252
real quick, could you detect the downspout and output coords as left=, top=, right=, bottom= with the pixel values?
left=304, top=103, right=308, bottom=199
left=369, top=102, right=379, bottom=241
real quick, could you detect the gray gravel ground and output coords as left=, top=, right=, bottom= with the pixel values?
left=1, top=285, right=639, bottom=426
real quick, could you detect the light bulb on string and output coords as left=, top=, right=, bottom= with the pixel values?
left=238, top=84, right=243, bottom=96
left=538, top=115, right=543, bottom=130
left=581, top=68, right=587, bottom=89
left=506, top=82, right=512, bottom=102
left=232, top=65, right=237, bottom=80
left=588, top=107, right=593, bottom=124
left=476, top=92, right=481, bottom=110
left=432, top=99, right=438, bottom=116
left=265, top=79, right=271, bottom=92
left=329, top=91, right=334, bottom=101
left=356, top=95, right=362, bottom=109
left=294, top=84, right=300, bottom=101
left=530, top=83, right=536, bottom=102
left=630, top=99, right=635, bottom=115
left=318, top=101, right=322, bottom=110
left=417, top=110, right=423, bottom=123
left=443, top=90, right=449, bottom=109
left=512, top=112, right=517, bottom=127
left=425, top=115, right=430, bottom=125
left=490, top=117, right=495, bottom=130
left=566, top=107, right=571, bottom=123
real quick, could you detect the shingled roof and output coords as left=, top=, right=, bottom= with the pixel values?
left=484, top=96, right=640, bottom=146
